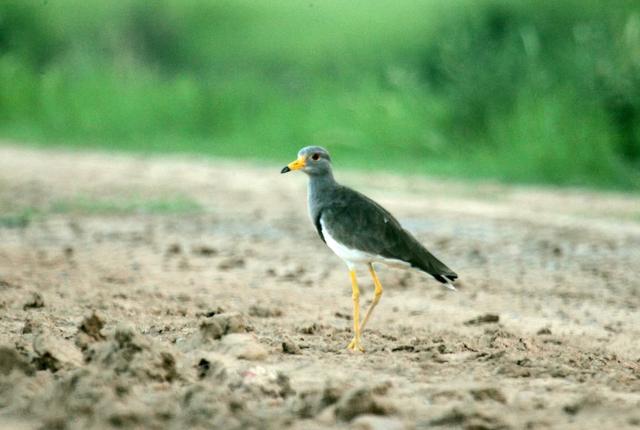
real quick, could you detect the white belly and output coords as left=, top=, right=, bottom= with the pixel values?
left=320, top=218, right=411, bottom=270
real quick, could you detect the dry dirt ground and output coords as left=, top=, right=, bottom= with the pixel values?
left=0, top=145, right=639, bottom=430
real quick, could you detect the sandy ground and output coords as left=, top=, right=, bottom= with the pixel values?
left=0, top=145, right=639, bottom=430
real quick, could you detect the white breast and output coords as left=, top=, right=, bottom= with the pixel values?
left=320, top=217, right=413, bottom=271
left=320, top=218, right=375, bottom=269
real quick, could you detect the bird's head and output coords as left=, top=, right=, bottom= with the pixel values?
left=281, top=146, right=332, bottom=177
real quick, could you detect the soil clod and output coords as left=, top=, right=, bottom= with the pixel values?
left=23, top=292, right=44, bottom=309
left=249, top=304, right=283, bottom=318
left=282, top=337, right=302, bottom=355
left=464, top=314, right=500, bottom=325
left=199, top=313, right=248, bottom=341
left=334, top=386, right=395, bottom=422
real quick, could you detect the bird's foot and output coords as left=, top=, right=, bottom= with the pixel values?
left=347, top=336, right=365, bottom=352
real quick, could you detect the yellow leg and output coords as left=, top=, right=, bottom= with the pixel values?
left=348, top=264, right=383, bottom=350
left=360, top=263, right=383, bottom=333
left=346, top=270, right=364, bottom=352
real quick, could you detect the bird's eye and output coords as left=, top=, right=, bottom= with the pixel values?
left=311, top=153, right=320, bottom=161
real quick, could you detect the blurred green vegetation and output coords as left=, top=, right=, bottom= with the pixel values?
left=0, top=195, right=202, bottom=228
left=0, top=208, right=37, bottom=228
left=1, top=0, right=639, bottom=189
left=49, top=195, right=202, bottom=215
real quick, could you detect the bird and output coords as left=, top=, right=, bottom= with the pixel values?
left=281, top=146, right=458, bottom=352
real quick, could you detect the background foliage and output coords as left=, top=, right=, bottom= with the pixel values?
left=1, top=0, right=639, bottom=188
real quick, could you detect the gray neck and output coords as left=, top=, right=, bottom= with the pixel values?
left=308, top=170, right=336, bottom=191
left=307, top=172, right=338, bottom=219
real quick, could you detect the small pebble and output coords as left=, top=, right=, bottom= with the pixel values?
left=23, top=292, right=44, bottom=310
left=282, top=337, right=302, bottom=355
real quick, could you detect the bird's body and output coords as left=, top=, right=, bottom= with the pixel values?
left=321, top=217, right=411, bottom=270
left=309, top=178, right=457, bottom=283
left=282, top=146, right=458, bottom=352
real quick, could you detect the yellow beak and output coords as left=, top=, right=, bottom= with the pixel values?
left=280, top=156, right=306, bottom=173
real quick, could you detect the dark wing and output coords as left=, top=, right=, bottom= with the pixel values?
left=313, top=210, right=326, bottom=243
left=321, top=186, right=457, bottom=283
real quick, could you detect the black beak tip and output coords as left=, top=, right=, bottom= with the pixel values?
left=280, top=166, right=291, bottom=174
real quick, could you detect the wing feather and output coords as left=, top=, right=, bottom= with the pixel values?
left=321, top=186, right=457, bottom=283
left=313, top=210, right=326, bottom=243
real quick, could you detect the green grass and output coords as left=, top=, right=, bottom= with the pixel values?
left=0, top=196, right=202, bottom=228
left=0, top=208, right=38, bottom=228
left=0, top=0, right=639, bottom=190
left=49, top=196, right=203, bottom=216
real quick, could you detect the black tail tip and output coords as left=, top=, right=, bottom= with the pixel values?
left=434, top=274, right=458, bottom=284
